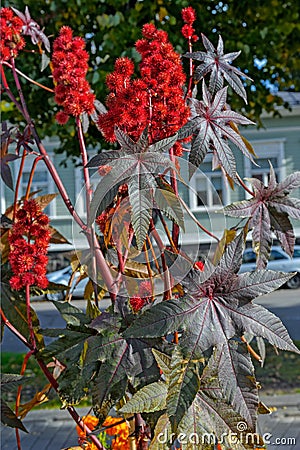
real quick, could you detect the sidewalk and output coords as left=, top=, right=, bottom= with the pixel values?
left=1, top=394, right=300, bottom=449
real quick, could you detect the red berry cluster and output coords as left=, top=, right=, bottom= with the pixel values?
left=129, top=280, right=152, bottom=313
left=0, top=7, right=25, bottom=61
left=98, top=24, right=190, bottom=156
left=181, top=6, right=199, bottom=42
left=8, top=199, right=51, bottom=291
left=51, top=26, right=95, bottom=124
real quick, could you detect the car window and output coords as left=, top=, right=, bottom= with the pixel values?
left=242, top=251, right=256, bottom=264
left=293, top=249, right=300, bottom=258
left=269, top=250, right=286, bottom=261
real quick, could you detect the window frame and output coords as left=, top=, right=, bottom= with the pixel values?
left=189, top=155, right=230, bottom=212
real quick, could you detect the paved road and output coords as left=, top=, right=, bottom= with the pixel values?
left=2, top=287, right=299, bottom=353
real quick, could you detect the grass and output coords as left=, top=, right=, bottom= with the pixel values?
left=1, top=341, right=300, bottom=411
left=1, top=352, right=91, bottom=410
left=253, top=340, right=300, bottom=394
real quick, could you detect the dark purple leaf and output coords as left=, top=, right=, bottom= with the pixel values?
left=179, top=83, right=255, bottom=178
left=184, top=33, right=252, bottom=102
left=12, top=6, right=50, bottom=52
left=269, top=208, right=295, bottom=257
left=250, top=203, right=272, bottom=269
left=224, top=164, right=300, bottom=267
left=217, top=341, right=258, bottom=428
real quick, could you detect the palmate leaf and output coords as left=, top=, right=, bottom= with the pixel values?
left=184, top=33, right=252, bottom=102
left=178, top=83, right=255, bottom=178
left=216, top=341, right=258, bottom=429
left=87, top=128, right=180, bottom=249
left=223, top=164, right=300, bottom=266
left=123, top=234, right=299, bottom=435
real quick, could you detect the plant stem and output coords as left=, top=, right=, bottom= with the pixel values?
left=9, top=60, right=118, bottom=299
left=76, top=117, right=100, bottom=305
left=15, top=350, right=34, bottom=450
left=236, top=173, right=255, bottom=197
left=0, top=64, right=23, bottom=114
left=157, top=210, right=177, bottom=252
left=150, top=220, right=172, bottom=300
left=13, top=148, right=27, bottom=220
left=25, top=284, right=36, bottom=350
left=25, top=156, right=43, bottom=200
left=168, top=147, right=180, bottom=247
left=146, top=235, right=161, bottom=274
left=3, top=61, right=54, bottom=92
left=35, top=358, right=105, bottom=449
left=179, top=197, right=220, bottom=242
left=0, top=309, right=32, bottom=350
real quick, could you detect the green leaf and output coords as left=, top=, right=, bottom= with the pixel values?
left=51, top=300, right=90, bottom=327
left=1, top=282, right=44, bottom=349
left=167, top=347, right=201, bottom=431
left=0, top=373, right=30, bottom=392
left=119, top=381, right=167, bottom=414
left=1, top=400, right=28, bottom=432
left=149, top=413, right=172, bottom=450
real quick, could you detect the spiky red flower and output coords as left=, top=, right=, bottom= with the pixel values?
left=181, top=7, right=197, bottom=25
left=97, top=24, right=190, bottom=155
left=96, top=211, right=109, bottom=233
left=51, top=26, right=95, bottom=124
left=8, top=199, right=51, bottom=290
left=129, top=296, right=146, bottom=313
left=0, top=7, right=25, bottom=61
left=181, top=6, right=199, bottom=42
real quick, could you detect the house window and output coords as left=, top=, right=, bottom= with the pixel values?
left=244, top=139, right=285, bottom=197
left=189, top=160, right=230, bottom=211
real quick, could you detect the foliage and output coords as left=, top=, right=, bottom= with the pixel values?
left=1, top=3, right=300, bottom=450
left=1, top=0, right=300, bottom=158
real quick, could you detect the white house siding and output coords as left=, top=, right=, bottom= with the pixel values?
left=1, top=95, right=299, bottom=262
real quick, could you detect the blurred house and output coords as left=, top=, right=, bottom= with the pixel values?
left=1, top=92, right=300, bottom=267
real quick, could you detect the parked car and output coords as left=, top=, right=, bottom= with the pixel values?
left=239, top=245, right=300, bottom=289
left=45, top=266, right=89, bottom=300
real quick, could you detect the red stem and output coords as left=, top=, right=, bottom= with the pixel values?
left=25, top=156, right=43, bottom=200
left=15, top=350, right=34, bottom=450
left=0, top=64, right=23, bottom=114
left=150, top=220, right=172, bottom=300
left=13, top=148, right=27, bottom=220
left=9, top=60, right=118, bottom=299
left=179, top=197, right=220, bottom=242
left=0, top=309, right=32, bottom=350
left=25, top=284, right=36, bottom=350
left=236, top=173, right=255, bottom=197
left=168, top=147, right=180, bottom=247
left=3, top=60, right=54, bottom=92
